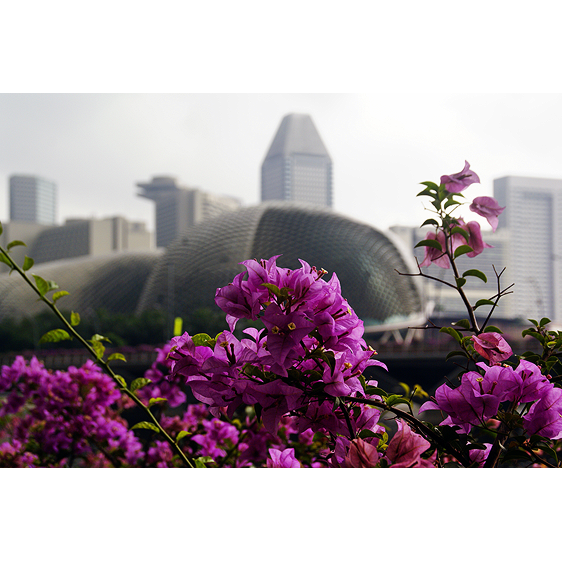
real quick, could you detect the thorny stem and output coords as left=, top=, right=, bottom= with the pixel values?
left=0, top=244, right=196, bottom=468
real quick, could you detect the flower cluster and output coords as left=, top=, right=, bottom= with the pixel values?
left=168, top=256, right=388, bottom=463
left=419, top=161, right=504, bottom=269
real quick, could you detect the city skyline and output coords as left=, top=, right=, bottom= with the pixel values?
left=2, top=94, right=562, bottom=237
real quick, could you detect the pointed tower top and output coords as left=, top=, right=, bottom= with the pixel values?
left=264, top=114, right=331, bottom=160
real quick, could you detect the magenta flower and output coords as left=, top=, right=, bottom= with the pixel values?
left=266, top=447, right=301, bottom=468
left=471, top=333, right=512, bottom=365
left=419, top=230, right=450, bottom=269
left=523, top=385, right=562, bottom=439
left=469, top=196, right=505, bottom=232
left=344, top=438, right=381, bottom=468
left=385, top=420, right=436, bottom=468
left=440, top=161, right=480, bottom=193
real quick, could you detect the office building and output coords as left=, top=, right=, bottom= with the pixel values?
left=494, top=176, right=562, bottom=323
left=137, top=176, right=241, bottom=247
left=9, top=175, right=57, bottom=225
left=261, top=114, right=333, bottom=207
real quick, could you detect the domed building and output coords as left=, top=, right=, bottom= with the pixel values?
left=136, top=202, right=425, bottom=332
left=0, top=203, right=425, bottom=332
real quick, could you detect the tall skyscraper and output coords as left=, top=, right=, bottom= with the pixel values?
left=494, top=175, right=562, bottom=323
left=261, top=114, right=333, bottom=207
left=9, top=174, right=57, bottom=225
left=137, top=176, right=241, bottom=247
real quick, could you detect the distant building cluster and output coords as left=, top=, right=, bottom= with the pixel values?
left=3, top=114, right=562, bottom=329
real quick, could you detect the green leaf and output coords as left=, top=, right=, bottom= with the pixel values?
left=39, top=328, right=72, bottom=344
left=22, top=256, right=34, bottom=271
left=130, top=421, right=160, bottom=433
left=131, top=377, right=152, bottom=393
left=52, top=290, right=70, bottom=303
left=90, top=340, right=105, bottom=360
left=415, top=239, right=443, bottom=251
left=386, top=394, right=411, bottom=408
left=176, top=430, right=192, bottom=443
left=0, top=253, right=13, bottom=268
left=455, top=277, right=467, bottom=288
left=439, top=326, right=462, bottom=343
left=32, top=274, right=50, bottom=297
left=107, top=353, right=126, bottom=363
left=483, top=325, right=503, bottom=334
left=114, top=375, right=127, bottom=389
left=419, top=181, right=439, bottom=190
left=6, top=240, right=26, bottom=250
left=91, top=333, right=111, bottom=343
left=366, top=385, right=387, bottom=397
left=473, top=299, right=496, bottom=310
left=453, top=244, right=474, bottom=259
left=420, top=218, right=439, bottom=228
left=70, top=311, right=80, bottom=326
left=444, top=198, right=463, bottom=210
left=445, top=350, right=470, bottom=361
left=463, top=269, right=487, bottom=283
left=149, top=397, right=168, bottom=408
left=452, top=319, right=471, bottom=329
left=191, top=333, right=213, bottom=347
left=540, top=317, right=552, bottom=327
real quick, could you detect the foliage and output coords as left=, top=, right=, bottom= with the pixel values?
left=2, top=161, right=562, bottom=467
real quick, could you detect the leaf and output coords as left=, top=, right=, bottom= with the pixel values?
left=90, top=340, right=105, bottom=360
left=130, top=421, right=160, bottom=433
left=39, top=328, right=72, bottom=344
left=420, top=218, right=439, bottom=228
left=176, top=430, right=192, bottom=443
left=191, top=333, right=213, bottom=347
left=386, top=394, right=411, bottom=408
left=52, top=290, right=70, bottom=303
left=540, top=317, right=552, bottom=327
left=22, top=256, right=34, bottom=271
left=483, top=325, right=503, bottom=334
left=107, top=353, right=126, bottom=363
left=149, top=397, right=168, bottom=408
left=70, top=311, right=80, bottom=326
left=114, top=375, right=127, bottom=389
left=446, top=350, right=470, bottom=361
left=463, top=269, right=487, bottom=283
left=415, top=239, right=443, bottom=251
left=452, top=319, right=471, bottom=329
left=131, top=377, right=152, bottom=393
left=455, top=277, right=467, bottom=288
left=6, top=240, right=26, bottom=250
left=0, top=253, right=13, bottom=268
left=91, top=333, right=111, bottom=343
left=32, top=274, right=50, bottom=297
left=439, top=326, right=462, bottom=343
left=473, top=299, right=496, bottom=310
left=419, top=181, right=439, bottom=190
left=453, top=244, right=474, bottom=259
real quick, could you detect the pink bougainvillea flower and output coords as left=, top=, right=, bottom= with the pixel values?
left=266, top=447, right=301, bottom=468
left=469, top=196, right=505, bottom=232
left=471, top=332, right=513, bottom=365
left=419, top=230, right=452, bottom=269
left=344, top=438, right=381, bottom=468
left=440, top=161, right=480, bottom=193
left=523, top=385, right=562, bottom=439
left=385, top=420, right=436, bottom=468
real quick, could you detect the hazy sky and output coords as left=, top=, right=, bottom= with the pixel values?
left=2, top=92, right=562, bottom=235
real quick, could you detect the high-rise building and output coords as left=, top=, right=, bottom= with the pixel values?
left=9, top=174, right=57, bottom=225
left=261, top=114, right=333, bottom=207
left=136, top=176, right=241, bottom=247
left=494, top=175, right=562, bottom=323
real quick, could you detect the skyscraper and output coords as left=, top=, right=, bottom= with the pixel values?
left=494, top=175, right=562, bottom=323
left=137, top=176, right=241, bottom=247
left=9, top=174, right=57, bottom=225
left=261, top=114, right=333, bottom=207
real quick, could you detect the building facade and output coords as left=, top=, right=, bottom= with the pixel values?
left=9, top=175, right=57, bottom=225
left=261, top=114, right=333, bottom=207
left=137, top=176, right=241, bottom=247
left=494, top=176, right=562, bottom=323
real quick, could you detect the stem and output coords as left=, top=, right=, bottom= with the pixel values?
left=342, top=395, right=472, bottom=467
left=0, top=245, right=196, bottom=468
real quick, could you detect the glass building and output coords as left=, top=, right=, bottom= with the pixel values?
left=9, top=175, right=57, bottom=225
left=261, top=114, right=333, bottom=207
